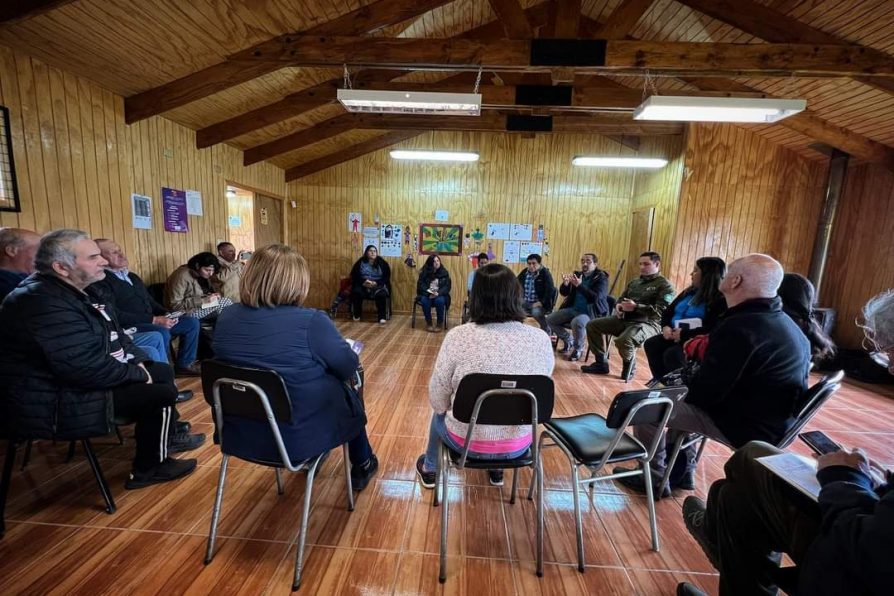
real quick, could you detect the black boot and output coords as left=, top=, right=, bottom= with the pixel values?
left=581, top=353, right=610, bottom=375
left=621, top=358, right=636, bottom=382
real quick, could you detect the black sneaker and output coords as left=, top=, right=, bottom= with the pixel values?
left=169, top=431, right=206, bottom=454
left=621, top=359, right=637, bottom=382
left=569, top=349, right=583, bottom=362
left=682, top=496, right=720, bottom=570
left=488, top=470, right=504, bottom=486
left=350, top=454, right=379, bottom=491
left=613, top=466, right=671, bottom=499
left=125, top=457, right=197, bottom=490
left=581, top=361, right=610, bottom=375
left=558, top=340, right=573, bottom=355
left=677, top=583, right=708, bottom=596
left=174, top=420, right=191, bottom=435
left=175, top=389, right=194, bottom=403
left=415, top=455, right=436, bottom=489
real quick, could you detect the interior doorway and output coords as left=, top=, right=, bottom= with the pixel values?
left=225, top=183, right=285, bottom=255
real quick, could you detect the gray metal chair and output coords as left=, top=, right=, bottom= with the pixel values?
left=529, top=386, right=685, bottom=571
left=655, top=369, right=845, bottom=498
left=201, top=360, right=355, bottom=591
left=432, top=373, right=554, bottom=581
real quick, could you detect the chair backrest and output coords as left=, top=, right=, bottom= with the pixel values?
left=452, top=373, right=554, bottom=425
left=603, top=386, right=685, bottom=464
left=201, top=359, right=293, bottom=424
left=147, top=282, right=166, bottom=305
left=606, top=295, right=617, bottom=313
left=777, top=369, right=844, bottom=448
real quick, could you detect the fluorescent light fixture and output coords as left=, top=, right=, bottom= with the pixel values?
left=572, top=156, right=668, bottom=168
left=338, top=89, right=481, bottom=116
left=633, top=96, right=806, bottom=123
left=390, top=150, right=479, bottom=162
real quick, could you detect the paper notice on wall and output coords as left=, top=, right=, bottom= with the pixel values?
left=362, top=226, right=379, bottom=250
left=186, top=189, right=203, bottom=216
left=510, top=223, right=533, bottom=241
left=379, top=223, right=402, bottom=257
left=487, top=222, right=511, bottom=240
left=131, top=194, right=152, bottom=230
left=348, top=212, right=362, bottom=233
left=435, top=209, right=449, bottom=221
left=162, top=187, right=189, bottom=233
left=503, top=240, right=520, bottom=263
left=519, top=242, right=543, bottom=262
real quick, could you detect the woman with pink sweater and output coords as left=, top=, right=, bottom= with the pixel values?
left=416, top=263, right=555, bottom=487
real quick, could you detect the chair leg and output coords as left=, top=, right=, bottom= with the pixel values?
left=65, top=441, right=77, bottom=463
left=509, top=468, right=519, bottom=505
left=20, top=440, right=33, bottom=471
left=432, top=443, right=441, bottom=508
left=293, top=453, right=325, bottom=591
left=438, top=444, right=449, bottom=583
left=1, top=441, right=18, bottom=538
left=82, top=439, right=116, bottom=514
left=411, top=301, right=417, bottom=328
left=527, top=433, right=547, bottom=502
left=342, top=444, right=354, bottom=512
left=275, top=468, right=284, bottom=495
left=204, top=454, right=230, bottom=564
left=535, top=450, right=545, bottom=577
left=642, top=460, right=660, bottom=552
left=657, top=432, right=687, bottom=498
left=570, top=462, right=585, bottom=572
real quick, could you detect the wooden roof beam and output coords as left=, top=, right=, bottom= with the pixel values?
left=123, top=0, right=455, bottom=123
left=594, top=0, right=653, bottom=39
left=285, top=131, right=421, bottom=181
left=553, top=0, right=582, bottom=38
left=676, top=0, right=894, bottom=97
left=0, top=0, right=77, bottom=24
left=487, top=0, right=533, bottom=39
left=235, top=36, right=894, bottom=78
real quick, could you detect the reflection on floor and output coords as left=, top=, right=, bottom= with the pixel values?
left=2, top=315, right=893, bottom=595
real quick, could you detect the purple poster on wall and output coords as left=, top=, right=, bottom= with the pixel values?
left=162, top=187, right=189, bottom=233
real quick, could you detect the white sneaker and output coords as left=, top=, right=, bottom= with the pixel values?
left=379, top=319, right=386, bottom=324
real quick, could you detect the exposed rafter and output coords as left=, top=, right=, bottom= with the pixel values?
left=553, top=0, right=582, bottom=38
left=228, top=36, right=894, bottom=78
left=123, top=0, right=455, bottom=123
left=285, top=131, right=421, bottom=181
left=594, top=0, right=653, bottom=39
left=0, top=0, right=76, bottom=24
left=676, top=0, right=894, bottom=97
left=487, top=0, right=533, bottom=39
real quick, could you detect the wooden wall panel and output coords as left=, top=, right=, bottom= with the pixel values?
left=822, top=163, right=894, bottom=348
left=0, top=44, right=287, bottom=285
left=286, top=131, right=665, bottom=311
left=666, top=123, right=828, bottom=291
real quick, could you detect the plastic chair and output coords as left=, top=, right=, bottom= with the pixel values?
left=655, top=370, right=845, bottom=497
left=530, top=386, right=686, bottom=571
left=432, top=373, right=554, bottom=581
left=201, top=360, right=355, bottom=591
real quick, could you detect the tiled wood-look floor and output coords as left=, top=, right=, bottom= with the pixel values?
left=2, top=314, right=894, bottom=595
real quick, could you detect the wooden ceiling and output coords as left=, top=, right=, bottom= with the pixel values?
left=2, top=0, right=894, bottom=181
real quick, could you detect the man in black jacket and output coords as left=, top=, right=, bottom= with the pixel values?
left=516, top=253, right=556, bottom=333
left=0, top=229, right=198, bottom=489
left=92, top=238, right=201, bottom=376
left=616, top=254, right=811, bottom=494
left=678, top=289, right=894, bottom=596
left=545, top=253, right=609, bottom=361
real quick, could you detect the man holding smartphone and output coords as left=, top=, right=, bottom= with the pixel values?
left=678, top=290, right=894, bottom=596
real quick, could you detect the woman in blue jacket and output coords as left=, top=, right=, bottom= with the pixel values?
left=213, top=244, right=378, bottom=490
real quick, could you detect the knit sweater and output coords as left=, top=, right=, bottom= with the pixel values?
left=429, top=321, right=555, bottom=453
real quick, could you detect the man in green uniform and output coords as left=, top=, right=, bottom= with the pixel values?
left=581, top=251, right=675, bottom=381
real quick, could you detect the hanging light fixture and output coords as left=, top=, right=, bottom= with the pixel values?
left=633, top=96, right=806, bottom=123
left=572, top=157, right=667, bottom=168
left=390, top=150, right=479, bottom=162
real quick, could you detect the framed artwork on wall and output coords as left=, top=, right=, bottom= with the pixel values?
left=0, top=105, right=21, bottom=213
left=419, top=223, right=463, bottom=256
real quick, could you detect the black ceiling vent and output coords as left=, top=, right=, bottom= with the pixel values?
left=530, top=39, right=607, bottom=66
left=506, top=115, right=553, bottom=132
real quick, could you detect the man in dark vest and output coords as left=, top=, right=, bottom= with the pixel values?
left=0, top=228, right=40, bottom=300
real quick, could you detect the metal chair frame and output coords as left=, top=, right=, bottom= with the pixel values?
left=432, top=377, right=552, bottom=582
left=411, top=295, right=449, bottom=329
left=204, top=374, right=355, bottom=591
left=655, top=370, right=845, bottom=498
left=529, top=390, right=679, bottom=572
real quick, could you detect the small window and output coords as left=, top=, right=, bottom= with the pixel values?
left=0, top=105, right=20, bottom=212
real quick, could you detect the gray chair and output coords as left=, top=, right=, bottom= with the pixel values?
left=432, top=373, right=554, bottom=581
left=655, top=370, right=845, bottom=498
left=529, top=386, right=685, bottom=571
left=201, top=360, right=355, bottom=591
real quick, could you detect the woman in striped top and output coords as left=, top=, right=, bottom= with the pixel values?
left=416, top=263, right=555, bottom=488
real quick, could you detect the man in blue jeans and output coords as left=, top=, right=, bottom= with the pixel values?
left=90, top=239, right=201, bottom=376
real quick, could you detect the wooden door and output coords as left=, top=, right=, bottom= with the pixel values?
left=625, top=207, right=655, bottom=284
left=254, top=193, right=284, bottom=248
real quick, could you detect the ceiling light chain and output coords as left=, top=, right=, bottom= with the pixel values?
left=342, top=64, right=352, bottom=90
left=473, top=66, right=483, bottom=94
left=642, top=69, right=660, bottom=101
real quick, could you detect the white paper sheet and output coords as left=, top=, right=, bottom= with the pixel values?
left=185, top=189, right=203, bottom=216
left=510, top=223, right=533, bottom=241
left=131, top=194, right=152, bottom=230
left=503, top=240, right=520, bottom=263
left=487, top=222, right=511, bottom=240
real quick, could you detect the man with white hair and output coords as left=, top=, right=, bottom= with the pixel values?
left=678, top=289, right=894, bottom=596
left=616, top=254, right=811, bottom=496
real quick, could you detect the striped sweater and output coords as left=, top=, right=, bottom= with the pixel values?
left=428, top=321, right=555, bottom=453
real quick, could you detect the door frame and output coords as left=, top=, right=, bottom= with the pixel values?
left=225, top=180, right=289, bottom=246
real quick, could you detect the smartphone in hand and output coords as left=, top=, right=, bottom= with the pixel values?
left=799, top=431, right=842, bottom=455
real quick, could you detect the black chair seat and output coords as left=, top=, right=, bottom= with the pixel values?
left=446, top=445, right=534, bottom=469
left=545, top=414, right=647, bottom=465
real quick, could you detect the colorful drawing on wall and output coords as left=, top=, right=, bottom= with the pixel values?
left=419, top=223, right=463, bottom=256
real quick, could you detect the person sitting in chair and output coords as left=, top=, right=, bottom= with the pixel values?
left=165, top=252, right=233, bottom=322
left=467, top=252, right=489, bottom=293
left=545, top=252, right=609, bottom=362
left=517, top=253, right=556, bottom=334
left=213, top=244, right=379, bottom=491
left=778, top=272, right=836, bottom=363
left=350, top=244, right=391, bottom=324
left=415, top=263, right=554, bottom=488
left=417, top=255, right=451, bottom=332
